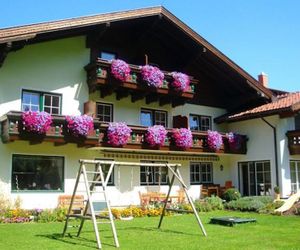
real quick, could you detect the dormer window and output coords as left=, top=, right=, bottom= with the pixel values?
left=100, top=51, right=116, bottom=61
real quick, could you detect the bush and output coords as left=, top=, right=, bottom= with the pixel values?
left=205, top=196, right=224, bottom=210
left=225, top=196, right=274, bottom=212
left=222, top=188, right=241, bottom=202
left=258, top=200, right=284, bottom=214
left=194, top=200, right=212, bottom=212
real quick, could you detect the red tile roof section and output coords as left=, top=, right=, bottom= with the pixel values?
left=225, top=92, right=300, bottom=121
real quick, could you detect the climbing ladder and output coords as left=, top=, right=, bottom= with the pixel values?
left=62, top=160, right=119, bottom=249
left=62, top=159, right=207, bottom=249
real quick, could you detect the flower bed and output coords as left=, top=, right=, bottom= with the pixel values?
left=66, top=115, right=94, bottom=137
left=107, top=122, right=132, bottom=146
left=171, top=72, right=190, bottom=92
left=111, top=59, right=131, bottom=81
left=172, top=128, right=193, bottom=149
left=207, top=130, right=223, bottom=151
left=140, top=65, right=164, bottom=88
left=145, top=125, right=167, bottom=147
left=22, top=111, right=52, bottom=134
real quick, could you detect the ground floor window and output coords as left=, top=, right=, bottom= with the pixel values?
left=12, top=154, right=64, bottom=191
left=94, top=159, right=114, bottom=186
left=238, top=160, right=271, bottom=196
left=140, top=161, right=168, bottom=185
left=190, top=162, right=213, bottom=184
left=290, top=160, right=300, bottom=193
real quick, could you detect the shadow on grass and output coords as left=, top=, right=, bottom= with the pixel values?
left=35, top=232, right=115, bottom=249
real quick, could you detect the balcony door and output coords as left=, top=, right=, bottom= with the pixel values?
left=239, top=161, right=271, bottom=196
left=290, top=160, right=300, bottom=193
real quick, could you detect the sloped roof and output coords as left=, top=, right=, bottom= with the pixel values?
left=216, top=92, right=300, bottom=123
left=0, top=6, right=274, bottom=100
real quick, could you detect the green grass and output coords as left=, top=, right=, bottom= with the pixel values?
left=0, top=211, right=300, bottom=250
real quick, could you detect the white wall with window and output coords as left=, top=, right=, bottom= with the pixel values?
left=290, top=160, right=300, bottom=193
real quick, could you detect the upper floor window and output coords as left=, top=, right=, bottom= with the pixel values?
left=100, top=51, right=116, bottom=61
left=190, top=162, right=213, bottom=184
left=22, top=90, right=61, bottom=115
left=295, top=114, right=300, bottom=130
left=140, top=109, right=167, bottom=127
left=95, top=159, right=114, bottom=186
left=12, top=154, right=64, bottom=192
left=189, top=114, right=211, bottom=131
left=96, top=102, right=113, bottom=122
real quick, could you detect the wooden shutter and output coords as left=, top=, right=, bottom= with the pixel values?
left=172, top=115, right=188, bottom=128
left=84, top=101, right=96, bottom=118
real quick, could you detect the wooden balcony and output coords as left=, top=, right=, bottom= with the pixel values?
left=85, top=59, right=198, bottom=107
left=287, top=130, right=300, bottom=155
left=1, top=111, right=247, bottom=155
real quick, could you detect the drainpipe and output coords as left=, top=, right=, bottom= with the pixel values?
left=261, top=117, right=279, bottom=187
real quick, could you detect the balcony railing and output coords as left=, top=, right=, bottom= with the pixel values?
left=1, top=111, right=247, bottom=155
left=287, top=130, right=300, bottom=155
left=84, top=59, right=198, bottom=107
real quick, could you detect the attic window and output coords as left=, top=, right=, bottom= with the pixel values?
left=100, top=51, right=116, bottom=61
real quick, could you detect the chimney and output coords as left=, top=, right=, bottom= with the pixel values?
left=258, top=72, right=268, bottom=88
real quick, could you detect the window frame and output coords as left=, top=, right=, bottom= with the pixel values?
left=189, top=114, right=212, bottom=131
left=290, top=160, right=300, bottom=193
left=140, top=108, right=168, bottom=127
left=99, top=51, right=117, bottom=61
left=94, top=159, right=115, bottom=186
left=140, top=161, right=168, bottom=186
left=96, top=102, right=114, bottom=123
left=11, top=154, right=65, bottom=193
left=190, top=162, right=213, bottom=185
left=21, top=89, right=62, bottom=115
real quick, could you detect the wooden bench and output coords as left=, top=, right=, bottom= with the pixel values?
left=58, top=195, right=84, bottom=214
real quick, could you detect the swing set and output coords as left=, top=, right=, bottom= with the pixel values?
left=62, top=159, right=207, bottom=249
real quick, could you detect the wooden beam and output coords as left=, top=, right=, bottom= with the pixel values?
left=116, top=89, right=129, bottom=100
left=159, top=96, right=171, bottom=106
left=131, top=92, right=145, bottom=103
left=146, top=94, right=159, bottom=104
left=100, top=87, right=114, bottom=98
left=0, top=42, right=12, bottom=67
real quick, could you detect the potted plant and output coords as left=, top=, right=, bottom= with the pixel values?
left=145, top=125, right=167, bottom=147
left=111, top=59, right=131, bottom=82
left=274, top=186, right=280, bottom=201
left=170, top=72, right=190, bottom=92
left=172, top=128, right=193, bottom=150
left=66, top=115, right=94, bottom=137
left=140, top=65, right=164, bottom=88
left=226, top=132, right=242, bottom=150
left=207, top=130, right=223, bottom=151
left=107, top=122, right=132, bottom=146
left=22, top=111, right=52, bottom=134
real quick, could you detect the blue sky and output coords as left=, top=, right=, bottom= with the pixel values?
left=1, top=0, right=299, bottom=92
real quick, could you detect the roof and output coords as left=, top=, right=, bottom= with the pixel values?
left=216, top=92, right=300, bottom=123
left=0, top=6, right=274, bottom=100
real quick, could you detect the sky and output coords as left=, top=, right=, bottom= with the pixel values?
left=1, top=0, right=299, bottom=92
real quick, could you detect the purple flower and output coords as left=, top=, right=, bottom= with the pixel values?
left=22, top=111, right=52, bottom=134
left=207, top=130, right=223, bottom=151
left=171, top=72, right=190, bottom=92
left=111, top=59, right=131, bottom=82
left=172, top=128, right=193, bottom=149
left=66, top=115, right=94, bottom=137
left=140, top=65, right=164, bottom=88
left=107, top=122, right=132, bottom=146
left=145, top=125, right=167, bottom=147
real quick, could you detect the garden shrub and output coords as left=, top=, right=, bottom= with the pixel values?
left=222, top=188, right=241, bottom=202
left=194, top=200, right=212, bottom=212
left=225, top=196, right=274, bottom=212
left=205, top=196, right=224, bottom=210
left=258, top=200, right=284, bottom=214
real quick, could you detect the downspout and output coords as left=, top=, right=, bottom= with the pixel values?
left=261, top=117, right=279, bottom=187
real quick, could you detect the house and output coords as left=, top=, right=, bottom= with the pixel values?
left=0, top=7, right=299, bottom=209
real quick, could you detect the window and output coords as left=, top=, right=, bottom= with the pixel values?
left=239, top=161, right=271, bottom=196
left=189, top=114, right=211, bottom=131
left=295, top=114, right=300, bottom=130
left=12, top=154, right=64, bottom=191
left=190, top=162, right=213, bottom=184
left=100, top=51, right=116, bottom=61
left=22, top=90, right=61, bottom=115
left=140, top=161, right=168, bottom=185
left=94, top=159, right=114, bottom=186
left=290, top=161, right=300, bottom=193
left=96, top=102, right=113, bottom=122
left=140, top=109, right=167, bottom=127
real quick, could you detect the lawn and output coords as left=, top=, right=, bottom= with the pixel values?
left=0, top=211, right=299, bottom=250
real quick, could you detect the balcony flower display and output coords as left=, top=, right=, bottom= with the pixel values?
left=22, top=111, right=52, bottom=134
left=140, top=65, right=164, bottom=88
left=145, top=125, right=167, bottom=147
left=107, top=122, right=132, bottom=146
left=111, top=59, right=131, bottom=82
left=172, top=128, right=193, bottom=149
left=66, top=115, right=94, bottom=137
left=171, top=72, right=190, bottom=92
left=226, top=132, right=242, bottom=150
left=207, top=130, right=223, bottom=151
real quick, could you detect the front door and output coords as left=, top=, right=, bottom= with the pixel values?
left=239, top=161, right=271, bottom=196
